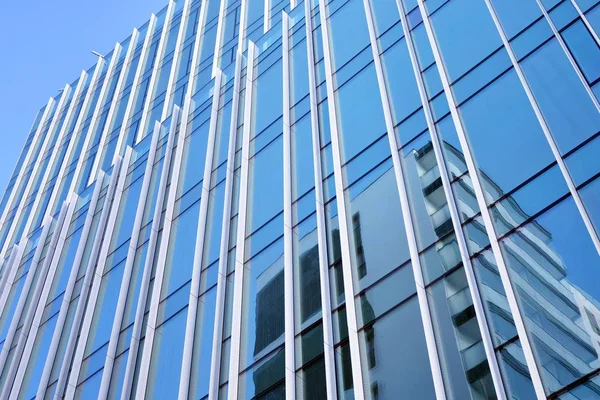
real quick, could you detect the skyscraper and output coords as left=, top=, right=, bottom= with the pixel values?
left=0, top=0, right=599, bottom=398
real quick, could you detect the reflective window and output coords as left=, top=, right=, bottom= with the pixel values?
left=460, top=69, right=555, bottom=202
left=359, top=296, right=437, bottom=399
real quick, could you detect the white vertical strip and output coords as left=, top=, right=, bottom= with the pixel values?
left=162, top=0, right=193, bottom=121
left=35, top=171, right=105, bottom=399
left=118, top=106, right=181, bottom=400
left=227, top=41, right=257, bottom=400
left=264, top=0, right=271, bottom=33
left=87, top=28, right=141, bottom=187
left=281, top=12, right=296, bottom=400
left=0, top=97, right=54, bottom=249
left=44, top=61, right=103, bottom=223
left=66, top=43, right=123, bottom=196
left=211, top=0, right=229, bottom=78
left=178, top=70, right=223, bottom=400
left=96, top=122, right=162, bottom=400
left=238, top=0, right=250, bottom=53
left=187, top=0, right=212, bottom=96
left=569, top=0, right=600, bottom=46
left=0, top=217, right=54, bottom=376
left=207, top=51, right=243, bottom=400
left=53, top=156, right=123, bottom=400
left=9, top=195, right=79, bottom=400
left=134, top=0, right=178, bottom=144
left=483, top=0, right=600, bottom=255
left=0, top=242, right=27, bottom=323
left=393, top=0, right=507, bottom=398
left=0, top=86, right=70, bottom=262
left=133, top=104, right=186, bottom=400
left=111, top=15, right=158, bottom=167
left=63, top=148, right=133, bottom=400
left=291, top=0, right=297, bottom=10
left=534, top=0, right=600, bottom=111
left=21, top=71, right=88, bottom=241
left=360, top=0, right=448, bottom=398
left=303, top=0, right=337, bottom=396
left=416, top=1, right=547, bottom=398
left=0, top=197, right=72, bottom=399
left=316, top=0, right=365, bottom=397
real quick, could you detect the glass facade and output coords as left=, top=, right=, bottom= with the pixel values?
left=0, top=0, right=599, bottom=399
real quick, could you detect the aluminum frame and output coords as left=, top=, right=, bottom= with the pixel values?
left=316, top=0, right=366, bottom=397
left=0, top=97, right=55, bottom=260
left=281, top=11, right=297, bottom=400
left=43, top=60, right=103, bottom=223
left=303, top=0, right=338, bottom=397
left=86, top=28, right=141, bottom=187
left=0, top=196, right=73, bottom=398
left=63, top=148, right=133, bottom=400
left=96, top=122, right=162, bottom=400
left=134, top=0, right=178, bottom=144
left=111, top=15, right=158, bottom=167
left=34, top=171, right=106, bottom=398
left=207, top=50, right=244, bottom=400
left=177, top=69, right=223, bottom=400
left=227, top=40, right=257, bottom=400
left=9, top=194, right=79, bottom=400
left=118, top=105, right=181, bottom=400
left=132, top=103, right=186, bottom=400
left=0, top=87, right=70, bottom=263
left=392, top=0, right=508, bottom=398
left=416, top=0, right=548, bottom=398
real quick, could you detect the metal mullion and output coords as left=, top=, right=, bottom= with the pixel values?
left=0, top=242, right=27, bottom=329
left=162, top=0, right=194, bottom=121
left=0, top=198, right=72, bottom=399
left=53, top=156, right=123, bottom=400
left=134, top=0, right=178, bottom=144
left=63, top=148, right=133, bottom=400
left=19, top=72, right=88, bottom=248
left=111, top=15, right=158, bottom=167
left=178, top=69, right=223, bottom=400
left=360, top=0, right=449, bottom=398
left=187, top=0, right=213, bottom=95
left=66, top=43, right=124, bottom=197
left=264, top=0, right=271, bottom=33
left=207, top=51, right=244, bottom=400
left=302, top=0, right=337, bottom=395
left=534, top=0, right=600, bottom=111
left=0, top=218, right=53, bottom=376
left=211, top=0, right=229, bottom=77
left=35, top=171, right=105, bottom=399
left=118, top=106, right=181, bottom=400
left=44, top=60, right=104, bottom=224
left=87, top=28, right=141, bottom=188
left=238, top=0, right=250, bottom=54
left=133, top=104, right=186, bottom=400
left=416, top=0, right=548, bottom=398
left=0, top=87, right=70, bottom=264
left=392, top=0, right=508, bottom=398
left=96, top=122, right=162, bottom=400
left=569, top=0, right=600, bottom=46
left=226, top=41, right=257, bottom=400
left=316, top=0, right=366, bottom=397
left=0, top=98, right=54, bottom=258
left=9, top=194, right=79, bottom=400
left=281, top=12, right=296, bottom=400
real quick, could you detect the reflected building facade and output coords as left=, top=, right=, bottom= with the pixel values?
left=0, top=0, right=600, bottom=399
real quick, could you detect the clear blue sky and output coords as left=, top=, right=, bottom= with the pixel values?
left=0, top=0, right=168, bottom=195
